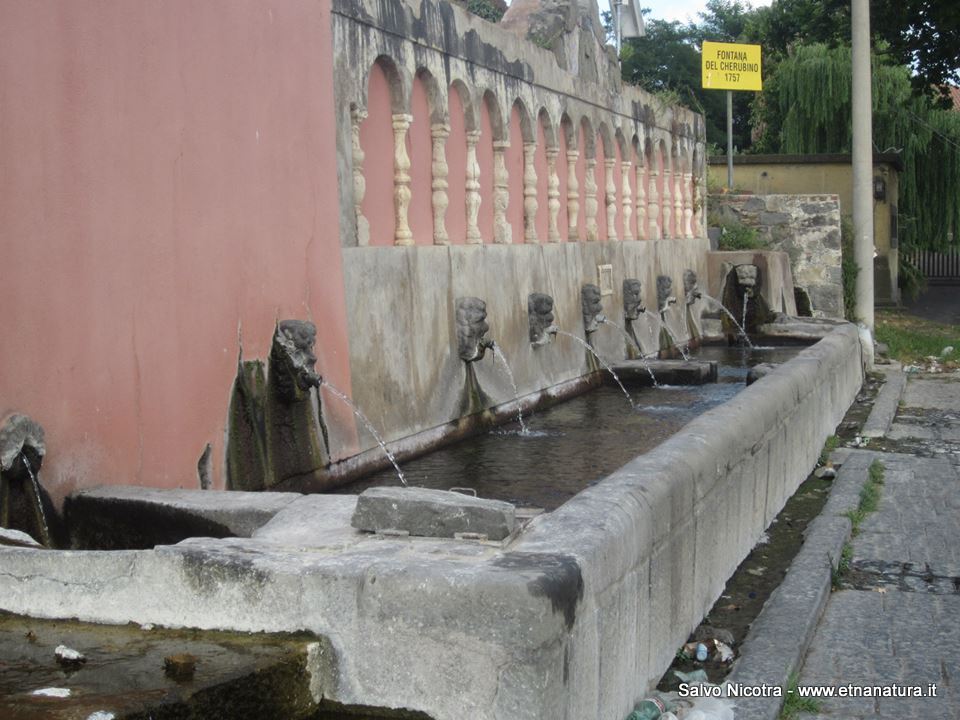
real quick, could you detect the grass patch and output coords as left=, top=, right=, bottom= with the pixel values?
left=780, top=673, right=822, bottom=719
left=715, top=220, right=766, bottom=251
left=819, top=435, right=839, bottom=466
left=843, top=460, right=885, bottom=537
left=831, top=542, right=853, bottom=590
left=875, top=310, right=960, bottom=366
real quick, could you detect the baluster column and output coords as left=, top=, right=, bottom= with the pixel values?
left=546, top=147, right=561, bottom=242
left=605, top=158, right=618, bottom=241
left=430, top=123, right=450, bottom=245
left=392, top=113, right=414, bottom=246
left=584, top=157, right=599, bottom=241
left=647, top=166, right=660, bottom=240
left=523, top=142, right=538, bottom=243
left=566, top=149, right=579, bottom=239
left=465, top=130, right=482, bottom=243
left=635, top=162, right=647, bottom=240
left=621, top=159, right=634, bottom=241
left=350, top=107, right=370, bottom=246
left=492, top=140, right=511, bottom=244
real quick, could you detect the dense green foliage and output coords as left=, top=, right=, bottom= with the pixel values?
left=618, top=0, right=960, bottom=250
left=714, top=220, right=765, bottom=250
left=839, top=218, right=859, bottom=321
left=464, top=0, right=505, bottom=23
left=754, top=43, right=960, bottom=249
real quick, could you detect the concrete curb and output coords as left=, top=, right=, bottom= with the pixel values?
left=862, top=365, right=906, bottom=438
left=725, top=450, right=877, bottom=720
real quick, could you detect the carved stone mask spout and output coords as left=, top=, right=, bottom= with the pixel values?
left=456, top=297, right=492, bottom=362
left=581, top=284, right=605, bottom=334
left=683, top=269, right=702, bottom=306
left=735, top=264, right=759, bottom=298
left=272, top=320, right=322, bottom=402
left=656, top=276, right=676, bottom=314
left=623, top=279, right=645, bottom=321
left=528, top=293, right=558, bottom=346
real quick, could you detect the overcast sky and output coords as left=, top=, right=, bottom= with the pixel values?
left=634, top=0, right=773, bottom=25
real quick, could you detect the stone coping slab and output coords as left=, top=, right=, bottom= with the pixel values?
left=351, top=487, right=517, bottom=541
left=862, top=365, right=906, bottom=438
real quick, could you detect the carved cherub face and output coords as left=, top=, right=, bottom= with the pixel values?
left=275, top=320, right=321, bottom=392
left=623, top=279, right=644, bottom=320
left=528, top=293, right=556, bottom=345
left=735, top=265, right=759, bottom=297
left=581, top=284, right=604, bottom=333
left=456, top=297, right=491, bottom=362
left=683, top=269, right=701, bottom=305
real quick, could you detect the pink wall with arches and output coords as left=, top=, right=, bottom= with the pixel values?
left=506, top=106, right=525, bottom=242
left=446, top=88, right=468, bottom=244
left=478, top=99, right=495, bottom=243
left=361, top=62, right=396, bottom=247
left=535, top=120, right=549, bottom=242
left=409, top=76, right=434, bottom=245
left=558, top=127, right=570, bottom=241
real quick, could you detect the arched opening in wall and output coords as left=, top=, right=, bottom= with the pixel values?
left=535, top=108, right=553, bottom=243
left=632, top=135, right=644, bottom=240
left=578, top=118, right=594, bottom=241
left=614, top=129, right=627, bottom=239
left=478, top=91, right=502, bottom=244
left=446, top=81, right=472, bottom=245
left=658, top=139, right=670, bottom=239
left=360, top=57, right=405, bottom=246
left=409, top=70, right=439, bottom=246
left=507, top=100, right=531, bottom=243
left=595, top=124, right=611, bottom=241
left=559, top=114, right=574, bottom=241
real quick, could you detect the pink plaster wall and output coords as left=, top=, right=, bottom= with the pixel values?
left=361, top=63, right=396, bottom=247
left=445, top=89, right=468, bottom=245
left=409, top=77, right=434, bottom=245
left=478, top=101, right=495, bottom=243
left=534, top=121, right=549, bottom=243
left=0, top=0, right=351, bottom=500
left=595, top=135, right=608, bottom=241
left=558, top=128, right=570, bottom=241
left=506, top=106, right=525, bottom=243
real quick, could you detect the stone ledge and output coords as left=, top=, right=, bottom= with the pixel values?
left=351, top=487, right=516, bottom=541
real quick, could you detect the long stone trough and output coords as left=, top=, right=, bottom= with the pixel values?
left=0, top=326, right=864, bottom=720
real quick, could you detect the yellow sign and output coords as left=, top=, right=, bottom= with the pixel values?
left=702, top=41, right=762, bottom=91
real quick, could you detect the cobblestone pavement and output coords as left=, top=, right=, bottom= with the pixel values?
left=796, top=371, right=960, bottom=719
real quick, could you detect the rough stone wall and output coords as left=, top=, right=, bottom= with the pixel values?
left=710, top=194, right=844, bottom=318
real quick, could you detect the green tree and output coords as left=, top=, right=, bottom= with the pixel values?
left=755, top=42, right=960, bottom=249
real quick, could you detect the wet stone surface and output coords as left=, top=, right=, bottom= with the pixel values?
left=337, top=346, right=802, bottom=511
left=840, top=559, right=960, bottom=596
left=0, top=613, right=318, bottom=720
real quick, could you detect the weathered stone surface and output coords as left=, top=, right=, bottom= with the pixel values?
left=352, top=487, right=516, bottom=540
left=612, top=359, right=717, bottom=386
left=65, top=486, right=301, bottom=549
left=0, top=327, right=864, bottom=720
left=0, top=527, right=42, bottom=548
left=861, top=365, right=906, bottom=437
left=746, top=363, right=776, bottom=386
left=710, top=194, right=844, bottom=318
left=0, top=414, right=45, bottom=473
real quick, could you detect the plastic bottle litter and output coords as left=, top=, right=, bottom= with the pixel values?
left=695, top=643, right=709, bottom=662
left=627, top=694, right=673, bottom=719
